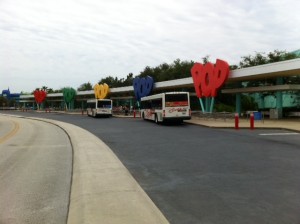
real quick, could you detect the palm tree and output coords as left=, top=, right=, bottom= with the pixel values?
left=41, top=86, right=48, bottom=92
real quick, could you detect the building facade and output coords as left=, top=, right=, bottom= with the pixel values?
left=13, top=58, right=300, bottom=119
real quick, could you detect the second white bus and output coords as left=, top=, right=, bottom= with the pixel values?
left=140, top=92, right=191, bottom=124
left=87, top=99, right=113, bottom=117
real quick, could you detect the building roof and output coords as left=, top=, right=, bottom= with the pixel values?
left=228, top=58, right=300, bottom=81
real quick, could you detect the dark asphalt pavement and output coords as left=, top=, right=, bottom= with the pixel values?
left=3, top=111, right=300, bottom=224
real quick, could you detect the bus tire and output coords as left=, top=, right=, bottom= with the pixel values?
left=155, top=114, right=159, bottom=124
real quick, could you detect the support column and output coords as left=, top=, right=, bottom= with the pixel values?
left=236, top=93, right=241, bottom=116
left=235, top=82, right=242, bottom=116
left=70, top=100, right=74, bottom=110
left=61, top=101, right=65, bottom=110
left=260, top=94, right=265, bottom=109
left=205, top=98, right=210, bottom=113
left=276, top=77, right=283, bottom=119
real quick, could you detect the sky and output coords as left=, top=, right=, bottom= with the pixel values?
left=1, top=0, right=299, bottom=93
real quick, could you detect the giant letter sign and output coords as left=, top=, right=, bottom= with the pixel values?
left=133, top=76, right=154, bottom=101
left=191, top=59, right=229, bottom=98
left=34, top=90, right=47, bottom=104
left=94, top=83, right=109, bottom=99
left=63, top=87, right=76, bottom=103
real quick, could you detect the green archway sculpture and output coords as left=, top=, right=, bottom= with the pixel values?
left=63, top=87, right=76, bottom=110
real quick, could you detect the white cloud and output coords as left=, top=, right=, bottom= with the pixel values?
left=0, top=0, right=299, bottom=93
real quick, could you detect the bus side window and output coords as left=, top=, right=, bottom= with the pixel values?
left=148, top=101, right=152, bottom=109
left=152, top=99, right=162, bottom=109
left=158, top=99, right=162, bottom=109
left=141, top=101, right=150, bottom=109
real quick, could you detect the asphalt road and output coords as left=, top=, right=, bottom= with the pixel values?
left=3, top=111, right=300, bottom=224
left=0, top=115, right=72, bottom=224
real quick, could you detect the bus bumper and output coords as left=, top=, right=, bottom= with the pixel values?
left=163, top=116, right=191, bottom=121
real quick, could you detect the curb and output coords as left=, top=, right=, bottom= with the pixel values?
left=58, top=120, right=169, bottom=224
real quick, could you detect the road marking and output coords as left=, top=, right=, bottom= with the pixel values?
left=259, top=132, right=299, bottom=136
left=0, top=120, right=20, bottom=144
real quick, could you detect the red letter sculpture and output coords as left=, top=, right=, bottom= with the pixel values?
left=191, top=59, right=229, bottom=112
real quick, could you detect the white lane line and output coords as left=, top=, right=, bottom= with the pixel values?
left=259, top=133, right=299, bottom=136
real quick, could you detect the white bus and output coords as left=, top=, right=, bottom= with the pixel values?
left=140, top=92, right=191, bottom=124
left=87, top=99, right=113, bottom=117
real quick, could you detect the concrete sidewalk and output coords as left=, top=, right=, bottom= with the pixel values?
left=185, top=117, right=300, bottom=132
left=114, top=113, right=300, bottom=132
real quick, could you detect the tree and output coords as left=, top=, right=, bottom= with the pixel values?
left=98, top=76, right=121, bottom=87
left=123, top=73, right=134, bottom=86
left=0, top=96, right=8, bottom=107
left=32, top=86, right=54, bottom=93
left=268, top=50, right=298, bottom=63
left=238, top=50, right=298, bottom=68
left=241, top=95, right=258, bottom=111
left=139, top=66, right=156, bottom=79
left=202, top=55, right=210, bottom=64
left=41, top=86, right=48, bottom=91
left=47, top=88, right=54, bottom=93
left=138, top=59, right=194, bottom=82
left=77, top=82, right=93, bottom=91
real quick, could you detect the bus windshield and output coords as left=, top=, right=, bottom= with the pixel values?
left=98, top=100, right=112, bottom=108
left=165, top=93, right=189, bottom=107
